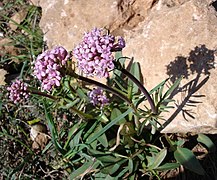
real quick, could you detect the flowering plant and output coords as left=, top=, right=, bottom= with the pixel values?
left=4, top=28, right=213, bottom=179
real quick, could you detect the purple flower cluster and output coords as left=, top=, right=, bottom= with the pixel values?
left=34, top=46, right=69, bottom=91
left=7, top=79, right=29, bottom=104
left=73, top=28, right=125, bottom=78
left=88, top=87, right=109, bottom=107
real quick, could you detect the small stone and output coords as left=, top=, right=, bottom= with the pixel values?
left=0, top=69, right=7, bottom=85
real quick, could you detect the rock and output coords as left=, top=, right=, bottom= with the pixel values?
left=33, top=0, right=217, bottom=133
left=0, top=69, right=7, bottom=85
left=0, top=38, right=20, bottom=63
left=31, top=0, right=155, bottom=49
left=9, top=8, right=28, bottom=31
left=30, top=123, right=49, bottom=150
left=124, top=0, right=217, bottom=133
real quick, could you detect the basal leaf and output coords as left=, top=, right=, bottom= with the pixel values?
left=174, top=147, right=205, bottom=175
left=149, top=149, right=167, bottom=169
left=69, top=160, right=93, bottom=179
left=155, top=163, right=180, bottom=171
left=197, top=134, right=216, bottom=152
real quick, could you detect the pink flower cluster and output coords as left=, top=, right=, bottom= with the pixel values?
left=73, top=28, right=125, bottom=78
left=88, top=87, right=109, bottom=107
left=7, top=79, right=29, bottom=104
left=33, top=46, right=69, bottom=91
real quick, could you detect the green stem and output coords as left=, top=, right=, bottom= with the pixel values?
left=120, top=68, right=157, bottom=114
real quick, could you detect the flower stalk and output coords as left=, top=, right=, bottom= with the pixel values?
left=28, top=88, right=92, bottom=119
left=27, top=88, right=57, bottom=100
left=119, top=67, right=157, bottom=114
left=65, top=70, right=134, bottom=109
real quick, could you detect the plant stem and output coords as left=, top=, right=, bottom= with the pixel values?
left=28, top=88, right=91, bottom=119
left=28, top=89, right=57, bottom=100
left=66, top=71, right=134, bottom=109
left=120, top=68, right=157, bottom=114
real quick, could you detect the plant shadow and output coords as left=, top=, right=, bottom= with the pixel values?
left=160, top=44, right=216, bottom=131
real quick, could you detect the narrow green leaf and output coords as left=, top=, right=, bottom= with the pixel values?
left=83, top=121, right=99, bottom=140
left=110, top=163, right=121, bottom=175
left=42, top=141, right=52, bottom=154
left=60, top=98, right=79, bottom=109
left=69, top=160, right=93, bottom=179
left=128, top=158, right=134, bottom=174
left=111, top=108, right=126, bottom=125
left=163, top=77, right=182, bottom=99
left=86, top=108, right=132, bottom=145
left=154, top=163, right=180, bottom=171
left=174, top=147, right=205, bottom=175
left=116, top=167, right=129, bottom=179
left=97, top=124, right=108, bottom=148
left=197, top=134, right=216, bottom=152
left=76, top=87, right=88, bottom=99
left=64, top=122, right=82, bottom=149
left=129, top=62, right=140, bottom=94
left=44, top=101, right=64, bottom=154
left=88, top=149, right=121, bottom=163
left=113, top=78, right=128, bottom=93
left=95, top=173, right=114, bottom=179
left=149, top=78, right=169, bottom=95
left=69, top=129, right=84, bottom=148
left=149, top=149, right=167, bottom=169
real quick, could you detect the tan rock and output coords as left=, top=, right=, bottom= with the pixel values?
left=0, top=69, right=7, bottom=85
left=0, top=38, right=20, bottom=63
left=31, top=0, right=155, bottom=49
left=9, top=8, right=28, bottom=31
left=123, top=0, right=217, bottom=133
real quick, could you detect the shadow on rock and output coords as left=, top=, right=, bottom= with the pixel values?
left=160, top=44, right=216, bottom=131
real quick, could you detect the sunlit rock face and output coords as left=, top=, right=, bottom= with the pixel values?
left=33, top=0, right=217, bottom=133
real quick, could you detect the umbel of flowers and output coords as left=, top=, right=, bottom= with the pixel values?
left=33, top=46, right=70, bottom=91
left=7, top=79, right=29, bottom=103
left=73, top=28, right=125, bottom=78
left=88, top=87, right=109, bottom=107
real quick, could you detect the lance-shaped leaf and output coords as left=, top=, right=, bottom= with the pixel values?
left=149, top=148, right=167, bottom=169
left=174, top=147, right=205, bottom=175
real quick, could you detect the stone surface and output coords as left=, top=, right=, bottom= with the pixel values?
left=33, top=0, right=217, bottom=133
left=9, top=8, right=28, bottom=31
left=31, top=0, right=155, bottom=49
left=0, top=69, right=7, bottom=85
left=123, top=0, right=217, bottom=133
